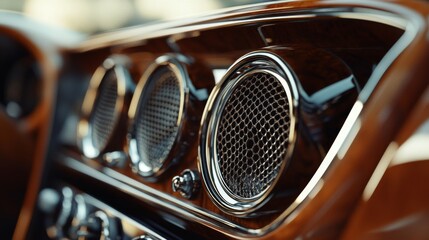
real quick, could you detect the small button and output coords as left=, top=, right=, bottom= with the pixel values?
left=171, top=169, right=200, bottom=199
left=102, top=151, right=127, bottom=166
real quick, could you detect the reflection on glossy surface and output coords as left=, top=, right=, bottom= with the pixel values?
left=1, top=0, right=428, bottom=239
left=362, top=142, right=398, bottom=201
left=392, top=120, right=429, bottom=166
left=342, top=86, right=429, bottom=240
left=343, top=160, right=429, bottom=240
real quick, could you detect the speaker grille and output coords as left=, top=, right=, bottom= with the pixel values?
left=216, top=72, right=291, bottom=198
left=135, top=66, right=181, bottom=170
left=199, top=52, right=298, bottom=214
left=90, top=71, right=118, bottom=150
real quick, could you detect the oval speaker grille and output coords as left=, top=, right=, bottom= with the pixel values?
left=200, top=51, right=298, bottom=215
left=135, top=66, right=181, bottom=170
left=90, top=71, right=118, bottom=150
left=216, top=72, right=291, bottom=199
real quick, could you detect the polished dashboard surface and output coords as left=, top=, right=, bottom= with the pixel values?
left=0, top=0, right=428, bottom=239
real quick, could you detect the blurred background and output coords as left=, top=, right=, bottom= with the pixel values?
left=0, top=0, right=266, bottom=34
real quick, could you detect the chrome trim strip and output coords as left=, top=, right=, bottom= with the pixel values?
left=358, top=14, right=421, bottom=103
left=60, top=156, right=257, bottom=238
left=66, top=4, right=423, bottom=238
left=77, top=6, right=407, bottom=52
left=128, top=54, right=188, bottom=178
left=79, top=191, right=167, bottom=240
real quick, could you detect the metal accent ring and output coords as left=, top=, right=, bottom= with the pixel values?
left=128, top=55, right=189, bottom=179
left=199, top=51, right=299, bottom=216
left=78, top=56, right=132, bottom=159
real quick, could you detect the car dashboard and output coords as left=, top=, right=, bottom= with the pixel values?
left=1, top=0, right=429, bottom=239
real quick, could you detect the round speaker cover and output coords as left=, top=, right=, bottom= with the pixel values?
left=79, top=58, right=131, bottom=159
left=129, top=55, right=187, bottom=178
left=199, top=51, right=298, bottom=215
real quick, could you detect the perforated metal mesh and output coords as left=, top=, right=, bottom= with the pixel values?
left=216, top=72, right=291, bottom=198
left=135, top=66, right=181, bottom=170
left=90, top=71, right=118, bottom=150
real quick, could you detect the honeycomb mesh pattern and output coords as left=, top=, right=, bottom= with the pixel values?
left=135, top=66, right=181, bottom=170
left=90, top=71, right=118, bottom=150
left=216, top=72, right=291, bottom=198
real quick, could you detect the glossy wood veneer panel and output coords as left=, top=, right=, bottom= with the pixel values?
left=340, top=85, right=429, bottom=239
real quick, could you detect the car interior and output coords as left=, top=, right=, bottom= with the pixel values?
left=1, top=0, right=429, bottom=239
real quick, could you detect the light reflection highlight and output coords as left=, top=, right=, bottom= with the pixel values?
left=362, top=142, right=398, bottom=201
left=391, top=120, right=429, bottom=166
